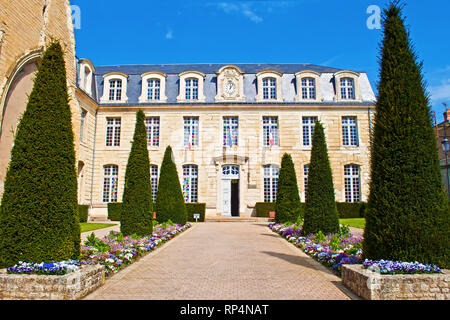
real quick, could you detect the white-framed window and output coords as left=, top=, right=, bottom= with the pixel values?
left=223, top=116, right=239, bottom=147
left=185, top=78, right=199, bottom=100
left=263, top=116, right=279, bottom=147
left=184, top=117, right=199, bottom=148
left=150, top=165, right=158, bottom=202
left=147, top=79, right=160, bottom=101
left=342, top=116, right=358, bottom=146
left=78, top=59, right=95, bottom=96
left=344, top=164, right=361, bottom=203
left=223, top=165, right=240, bottom=177
left=304, top=164, right=310, bottom=193
left=301, top=78, right=316, bottom=100
left=183, top=165, right=198, bottom=203
left=145, top=117, right=160, bottom=147
left=264, top=165, right=279, bottom=203
left=263, top=77, right=277, bottom=100
left=106, top=118, right=121, bottom=147
left=103, top=165, right=119, bottom=203
left=80, top=109, right=87, bottom=143
left=302, top=116, right=317, bottom=147
left=340, top=78, right=355, bottom=100
left=109, top=79, right=122, bottom=101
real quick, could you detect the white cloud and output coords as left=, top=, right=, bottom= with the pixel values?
left=430, top=79, right=450, bottom=101
left=165, top=28, right=174, bottom=40
left=213, top=2, right=263, bottom=23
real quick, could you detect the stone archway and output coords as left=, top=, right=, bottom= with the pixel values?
left=0, top=52, right=41, bottom=197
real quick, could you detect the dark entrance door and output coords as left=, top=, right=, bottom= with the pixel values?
left=231, top=179, right=240, bottom=217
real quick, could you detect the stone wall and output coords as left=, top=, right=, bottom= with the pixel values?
left=342, top=264, right=450, bottom=300
left=0, top=265, right=105, bottom=300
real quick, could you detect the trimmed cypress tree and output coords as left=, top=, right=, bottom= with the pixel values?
left=363, top=2, right=449, bottom=268
left=155, top=146, right=187, bottom=225
left=302, top=121, right=339, bottom=236
left=275, top=153, right=302, bottom=224
left=0, top=41, right=80, bottom=268
left=120, top=110, right=153, bottom=236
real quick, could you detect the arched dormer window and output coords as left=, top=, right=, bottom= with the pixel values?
left=139, top=71, right=168, bottom=103
left=78, top=59, right=95, bottom=96
left=255, top=71, right=283, bottom=102
left=295, top=70, right=322, bottom=102
left=334, top=70, right=361, bottom=102
left=177, top=71, right=206, bottom=102
left=100, top=72, right=129, bottom=104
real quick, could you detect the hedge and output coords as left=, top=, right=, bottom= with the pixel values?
left=336, top=202, right=367, bottom=219
left=78, top=205, right=89, bottom=223
left=108, top=203, right=123, bottom=222
left=255, top=202, right=276, bottom=217
left=186, top=203, right=206, bottom=222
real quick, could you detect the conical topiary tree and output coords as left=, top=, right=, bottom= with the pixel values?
left=302, top=121, right=339, bottom=236
left=363, top=1, right=449, bottom=268
left=275, top=153, right=303, bottom=224
left=155, top=146, right=187, bottom=225
left=0, top=41, right=80, bottom=268
left=120, top=110, right=153, bottom=236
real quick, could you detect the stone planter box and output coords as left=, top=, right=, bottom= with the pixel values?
left=0, top=264, right=105, bottom=300
left=342, top=264, right=450, bottom=300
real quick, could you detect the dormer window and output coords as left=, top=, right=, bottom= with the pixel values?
left=185, top=78, right=199, bottom=100
left=295, top=70, right=322, bottom=102
left=139, top=71, right=167, bottom=103
left=78, top=59, right=95, bottom=96
left=255, top=71, right=283, bottom=102
left=334, top=70, right=361, bottom=102
left=100, top=72, right=129, bottom=104
left=177, top=71, right=206, bottom=103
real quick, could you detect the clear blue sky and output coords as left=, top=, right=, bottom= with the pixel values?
left=72, top=0, right=450, bottom=122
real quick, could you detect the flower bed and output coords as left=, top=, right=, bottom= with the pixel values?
left=79, top=222, right=191, bottom=277
left=269, top=222, right=363, bottom=276
left=363, top=259, right=442, bottom=275
left=7, top=260, right=81, bottom=276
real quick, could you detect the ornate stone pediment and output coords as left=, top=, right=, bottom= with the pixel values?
left=215, top=65, right=246, bottom=102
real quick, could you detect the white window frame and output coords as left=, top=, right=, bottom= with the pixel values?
left=80, top=109, right=87, bottom=143
left=177, top=71, right=206, bottom=102
left=138, top=71, right=168, bottom=103
left=342, top=116, right=359, bottom=147
left=100, top=72, right=129, bottom=104
left=106, top=117, right=121, bottom=147
left=184, top=117, right=199, bottom=148
left=263, top=116, right=279, bottom=147
left=145, top=117, right=160, bottom=147
left=344, top=164, right=361, bottom=203
left=150, top=165, right=158, bottom=202
left=78, top=59, right=95, bottom=96
left=304, top=164, right=310, bottom=194
left=264, top=165, right=279, bottom=203
left=255, top=71, right=283, bottom=102
left=223, top=116, right=239, bottom=148
left=302, top=116, right=317, bottom=147
left=183, top=165, right=199, bottom=203
left=295, top=70, right=322, bottom=102
left=103, top=165, right=119, bottom=203
left=334, top=70, right=361, bottom=102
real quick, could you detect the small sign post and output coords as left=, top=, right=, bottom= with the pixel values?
left=193, top=213, right=200, bottom=223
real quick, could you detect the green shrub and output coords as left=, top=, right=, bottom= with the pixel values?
left=186, top=203, right=206, bottom=222
left=0, top=42, right=80, bottom=268
left=363, top=3, right=449, bottom=268
left=78, top=205, right=89, bottom=223
left=120, top=110, right=153, bottom=237
left=336, top=202, right=367, bottom=219
left=108, top=203, right=123, bottom=221
left=255, top=202, right=276, bottom=218
left=275, top=153, right=303, bottom=223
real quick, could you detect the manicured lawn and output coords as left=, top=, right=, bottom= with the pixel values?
left=339, top=218, right=365, bottom=229
left=80, top=223, right=118, bottom=233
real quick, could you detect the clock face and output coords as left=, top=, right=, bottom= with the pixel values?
left=224, top=81, right=236, bottom=95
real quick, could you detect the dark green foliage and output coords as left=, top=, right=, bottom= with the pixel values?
left=302, top=121, right=340, bottom=236
left=336, top=202, right=367, bottom=219
left=78, top=205, right=89, bottom=223
left=255, top=202, right=277, bottom=218
left=363, top=2, right=449, bottom=268
left=107, top=203, right=123, bottom=222
left=120, top=110, right=153, bottom=236
left=155, top=146, right=187, bottom=225
left=275, top=153, right=303, bottom=223
left=0, top=42, right=80, bottom=268
left=186, top=203, right=206, bottom=222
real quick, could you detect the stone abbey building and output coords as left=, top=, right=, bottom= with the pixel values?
left=0, top=1, right=376, bottom=221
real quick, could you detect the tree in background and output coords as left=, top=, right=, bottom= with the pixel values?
left=0, top=41, right=80, bottom=268
left=363, top=2, right=449, bottom=268
left=155, top=146, right=187, bottom=225
left=302, top=121, right=339, bottom=236
left=275, top=153, right=303, bottom=224
left=120, top=110, right=153, bottom=236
